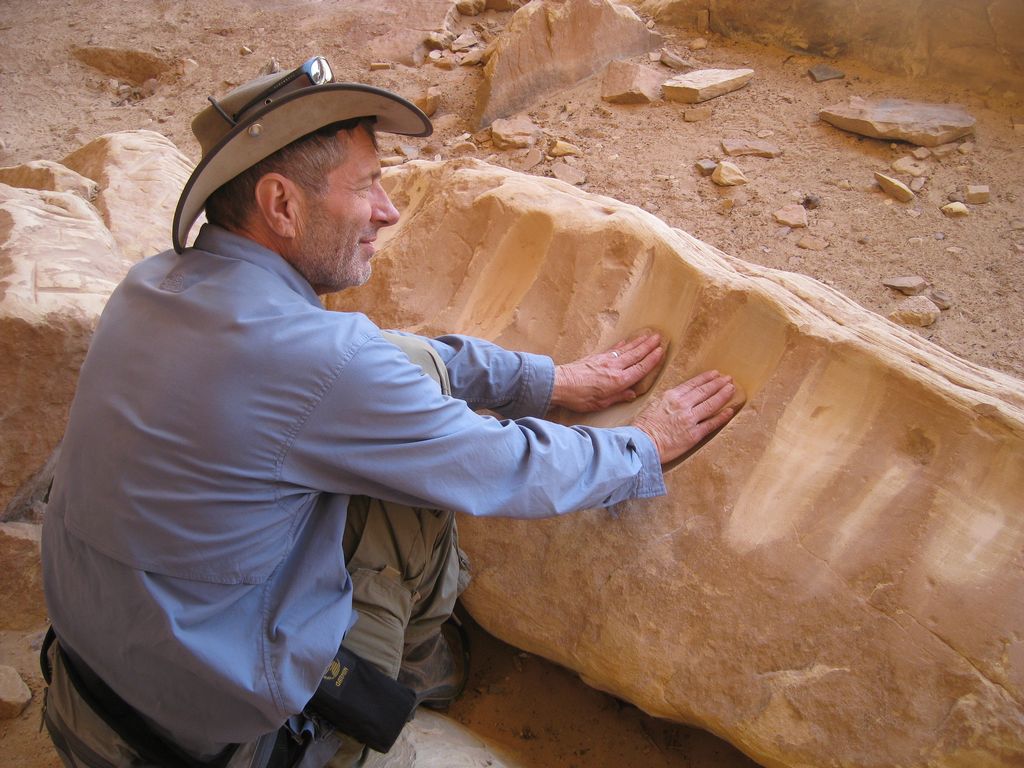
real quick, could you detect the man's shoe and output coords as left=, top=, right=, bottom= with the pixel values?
left=397, top=619, right=469, bottom=710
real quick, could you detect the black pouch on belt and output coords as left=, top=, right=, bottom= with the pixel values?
left=306, top=645, right=417, bottom=754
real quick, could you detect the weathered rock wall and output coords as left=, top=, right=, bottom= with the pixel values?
left=634, top=0, right=1024, bottom=96
left=329, top=158, right=1024, bottom=768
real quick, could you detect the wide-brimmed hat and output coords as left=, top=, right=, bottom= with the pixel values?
left=172, top=56, right=432, bottom=252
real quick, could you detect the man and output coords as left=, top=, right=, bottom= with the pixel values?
left=40, top=56, right=738, bottom=768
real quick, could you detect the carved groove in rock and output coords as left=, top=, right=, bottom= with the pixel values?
left=329, top=159, right=1024, bottom=768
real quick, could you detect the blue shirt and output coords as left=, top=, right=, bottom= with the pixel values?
left=41, top=224, right=665, bottom=752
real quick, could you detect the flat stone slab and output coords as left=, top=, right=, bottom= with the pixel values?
left=819, top=97, right=976, bottom=147
left=875, top=172, right=915, bottom=202
left=721, top=138, right=782, bottom=158
left=663, top=68, right=754, bottom=103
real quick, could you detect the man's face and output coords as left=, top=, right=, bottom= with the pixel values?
left=288, top=127, right=399, bottom=294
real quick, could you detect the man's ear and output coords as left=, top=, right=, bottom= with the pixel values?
left=253, top=173, right=305, bottom=240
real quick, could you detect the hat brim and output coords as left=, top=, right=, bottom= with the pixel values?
left=172, top=83, right=432, bottom=252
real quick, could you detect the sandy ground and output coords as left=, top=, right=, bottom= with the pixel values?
left=1, top=0, right=1022, bottom=766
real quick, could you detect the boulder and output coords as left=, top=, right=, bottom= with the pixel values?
left=820, top=97, right=976, bottom=147
left=474, top=0, right=660, bottom=126
left=331, top=158, right=1024, bottom=768
left=0, top=160, right=98, bottom=201
left=61, top=130, right=195, bottom=259
left=600, top=59, right=664, bottom=104
left=0, top=184, right=131, bottom=509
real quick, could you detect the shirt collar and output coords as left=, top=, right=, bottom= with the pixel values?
left=192, top=224, right=323, bottom=308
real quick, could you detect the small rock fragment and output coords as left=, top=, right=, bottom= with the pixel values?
left=491, top=115, right=542, bottom=149
left=379, top=155, right=406, bottom=167
left=688, top=37, right=708, bottom=50
left=663, top=68, right=754, bottom=104
left=660, top=49, right=695, bottom=71
left=837, top=179, right=853, bottom=191
left=797, top=234, right=829, bottom=250
left=957, top=141, right=974, bottom=154
left=369, top=62, right=393, bottom=71
left=801, top=193, right=822, bottom=209
left=773, top=203, right=808, bottom=228
left=549, top=140, right=582, bottom=157
left=694, top=158, right=718, bottom=176
left=941, top=202, right=969, bottom=217
left=451, top=31, right=481, bottom=52
left=930, top=290, right=953, bottom=310
left=874, top=172, right=915, bottom=203
left=413, top=86, right=443, bottom=118
left=808, top=64, right=844, bottom=82
left=911, top=147, right=931, bottom=160
left=721, top=138, right=782, bottom=158
left=711, top=161, right=748, bottom=186
left=891, top=156, right=928, bottom=177
left=240, top=45, right=254, bottom=56
left=684, top=106, right=713, bottom=122
left=890, top=296, right=941, bottom=327
left=550, top=161, right=586, bottom=186
left=931, top=142, right=959, bottom=157
left=456, top=0, right=486, bottom=14
left=882, top=276, right=929, bottom=295
left=0, top=666, right=31, bottom=719
left=259, top=58, right=281, bottom=76
left=514, top=146, right=544, bottom=171
left=910, top=177, right=927, bottom=193
left=965, top=185, right=990, bottom=204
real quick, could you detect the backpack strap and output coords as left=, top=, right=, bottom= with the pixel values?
left=380, top=332, right=451, bottom=396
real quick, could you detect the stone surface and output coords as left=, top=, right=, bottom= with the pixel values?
left=550, top=161, right=586, bottom=186
left=414, top=86, right=443, bottom=118
left=773, top=203, right=808, bottom=228
left=875, top=172, right=915, bottom=202
left=663, top=68, right=754, bottom=103
left=820, top=97, right=976, bottom=147
left=711, top=160, right=747, bottom=186
left=491, top=116, right=543, bottom=149
left=0, top=523, right=46, bottom=631
left=890, top=295, right=941, bottom=326
left=942, top=201, right=970, bottom=217
left=61, top=130, right=194, bottom=259
left=333, top=158, right=1024, bottom=768
left=0, top=665, right=32, bottom=720
left=883, top=275, right=930, bottom=295
left=808, top=63, right=844, bottom=82
left=600, top=59, right=664, bottom=104
left=892, top=156, right=929, bottom=177
left=0, top=184, right=132, bottom=509
left=721, top=138, right=782, bottom=158
left=0, top=160, right=98, bottom=200
left=694, top=158, right=718, bottom=176
left=71, top=46, right=171, bottom=85
left=474, top=0, right=660, bottom=126
left=796, top=233, right=828, bottom=250
left=966, top=184, right=991, bottom=204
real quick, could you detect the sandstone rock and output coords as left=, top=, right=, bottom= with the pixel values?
left=882, top=275, right=929, bottom=295
left=966, top=184, right=991, bottom=204
left=549, top=140, right=582, bottom=157
left=71, top=46, right=171, bottom=85
left=0, top=160, right=98, bottom=201
left=414, top=86, right=443, bottom=117
left=457, top=0, right=487, bottom=15
left=874, top=172, right=915, bottom=203
left=0, top=666, right=31, bottom=720
left=930, top=289, right=954, bottom=310
left=688, top=36, right=708, bottom=50
left=0, top=522, right=46, bottom=631
left=819, top=97, right=976, bottom=147
left=891, top=156, right=928, bottom=177
left=550, top=161, right=586, bottom=186
left=931, top=142, right=960, bottom=158
left=721, top=138, right=782, bottom=158
left=513, top=146, right=544, bottom=171
left=374, top=709, right=522, bottom=767
left=796, top=234, right=828, bottom=250
left=663, top=68, right=754, bottom=103
left=912, top=146, right=932, bottom=160
left=334, top=158, right=1024, bottom=768
left=491, top=116, right=543, bottom=149
left=369, top=62, right=393, bottom=71
left=711, top=160, right=747, bottom=186
left=808, top=63, right=844, bottom=82
left=660, top=49, right=696, bottom=71
left=694, top=158, right=718, bottom=176
left=0, top=184, right=132, bottom=509
left=451, top=31, right=482, bottom=53
left=683, top=106, right=713, bottom=122
left=910, top=177, right=927, bottom=193
left=600, top=59, right=664, bottom=104
left=942, top=201, right=970, bottom=217
left=773, top=203, right=808, bottom=228
left=485, top=0, right=528, bottom=9
left=890, top=295, right=941, bottom=326
left=475, top=0, right=660, bottom=126
left=61, top=130, right=194, bottom=259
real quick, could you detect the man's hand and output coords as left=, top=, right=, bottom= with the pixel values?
left=632, top=370, right=740, bottom=464
left=551, top=333, right=665, bottom=413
